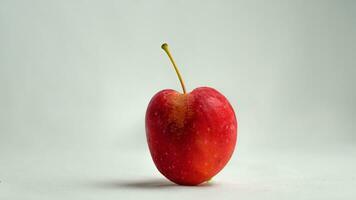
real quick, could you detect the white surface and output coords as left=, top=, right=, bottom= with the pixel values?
left=1, top=145, right=355, bottom=199
left=1, top=0, right=356, bottom=199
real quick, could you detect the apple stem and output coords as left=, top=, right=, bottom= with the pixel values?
left=161, top=43, right=187, bottom=94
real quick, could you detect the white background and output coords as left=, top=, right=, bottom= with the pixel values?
left=1, top=0, right=355, bottom=199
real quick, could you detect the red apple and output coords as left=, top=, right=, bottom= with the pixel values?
left=145, top=43, right=238, bottom=186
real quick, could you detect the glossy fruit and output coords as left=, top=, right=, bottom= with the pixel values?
left=146, top=87, right=237, bottom=185
left=145, top=43, right=238, bottom=185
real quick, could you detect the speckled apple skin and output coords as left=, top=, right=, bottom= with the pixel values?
left=145, top=87, right=238, bottom=185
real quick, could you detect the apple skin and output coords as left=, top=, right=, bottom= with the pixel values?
left=145, top=87, right=237, bottom=185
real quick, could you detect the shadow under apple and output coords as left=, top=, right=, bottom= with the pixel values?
left=91, top=178, right=214, bottom=189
